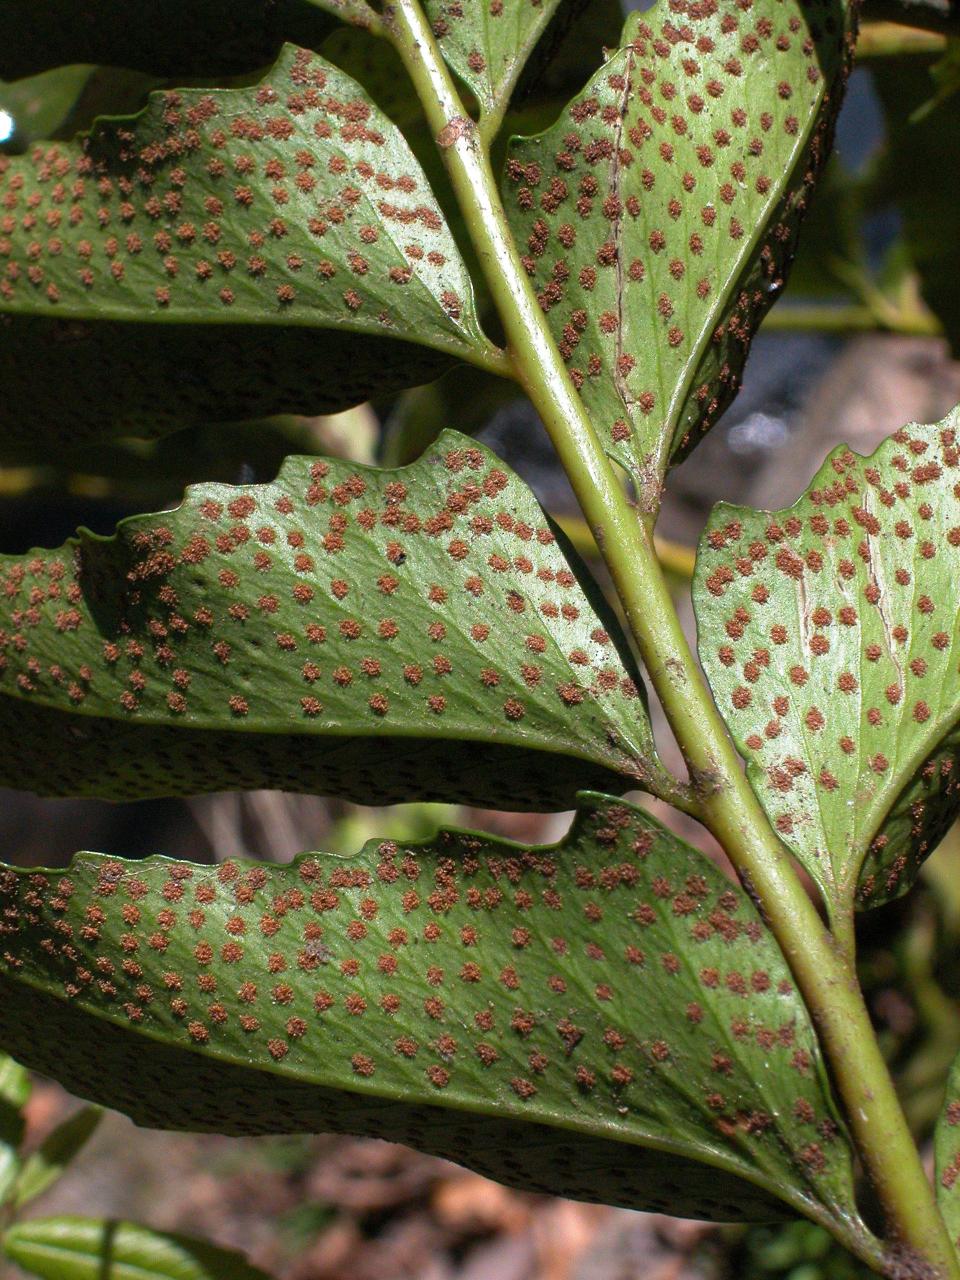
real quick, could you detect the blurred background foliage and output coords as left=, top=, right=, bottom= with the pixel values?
left=3, top=5, right=960, bottom=1277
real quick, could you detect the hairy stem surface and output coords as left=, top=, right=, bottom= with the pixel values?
left=384, top=2, right=960, bottom=1273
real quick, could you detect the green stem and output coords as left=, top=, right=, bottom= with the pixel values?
left=554, top=515, right=698, bottom=583
left=385, top=3, right=960, bottom=1274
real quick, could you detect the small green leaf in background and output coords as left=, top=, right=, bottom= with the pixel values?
left=911, top=39, right=960, bottom=121
left=0, top=796, right=871, bottom=1243
left=0, top=66, right=163, bottom=160
left=0, top=1052, right=29, bottom=1205
left=14, top=1106, right=102, bottom=1208
left=0, top=430, right=654, bottom=809
left=0, top=1142, right=16, bottom=1208
left=503, top=0, right=855, bottom=503
left=2, top=1217, right=272, bottom=1280
left=871, top=54, right=960, bottom=357
left=0, top=45, right=500, bottom=456
left=732, top=1219, right=875, bottom=1279
left=0, top=1052, right=30, bottom=1116
left=696, top=406, right=960, bottom=914
left=771, top=157, right=867, bottom=303
left=935, top=1049, right=960, bottom=1258
left=381, top=364, right=524, bottom=466
left=0, top=68, right=94, bottom=152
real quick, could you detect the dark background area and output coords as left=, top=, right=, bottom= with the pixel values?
left=2, top=9, right=960, bottom=1277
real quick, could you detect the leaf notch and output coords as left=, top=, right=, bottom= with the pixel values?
left=696, top=406, right=960, bottom=912
left=0, top=430, right=654, bottom=809
left=0, top=794, right=865, bottom=1235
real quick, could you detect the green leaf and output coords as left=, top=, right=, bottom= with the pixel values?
left=911, top=38, right=960, bottom=121
left=695, top=406, right=960, bottom=913
left=0, top=68, right=96, bottom=152
left=0, top=45, right=500, bottom=456
left=0, top=1, right=338, bottom=80
left=2, top=1217, right=272, bottom=1280
left=0, top=1052, right=29, bottom=1206
left=502, top=0, right=855, bottom=504
left=422, top=0, right=565, bottom=127
left=320, top=26, right=424, bottom=133
left=0, top=1052, right=30, bottom=1114
left=935, top=1050, right=960, bottom=1258
left=0, top=1144, right=17, bottom=1206
left=0, top=795, right=867, bottom=1236
left=14, top=1107, right=103, bottom=1208
left=0, top=430, right=653, bottom=808
left=872, top=57, right=960, bottom=356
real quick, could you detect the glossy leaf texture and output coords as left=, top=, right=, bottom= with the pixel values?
left=2, top=1218, right=272, bottom=1280
left=935, top=1050, right=960, bottom=1258
left=696, top=407, right=960, bottom=913
left=0, top=795, right=867, bottom=1236
left=421, top=0, right=565, bottom=127
left=0, top=46, right=498, bottom=455
left=0, top=430, right=654, bottom=807
left=502, top=0, right=856, bottom=502
left=0, top=0, right=337, bottom=79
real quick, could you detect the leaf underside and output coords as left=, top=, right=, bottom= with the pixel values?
left=502, top=0, right=855, bottom=499
left=0, top=794, right=862, bottom=1230
left=0, top=45, right=492, bottom=454
left=935, top=1050, right=960, bottom=1257
left=0, top=430, right=653, bottom=807
left=422, top=0, right=565, bottom=123
left=695, top=407, right=960, bottom=913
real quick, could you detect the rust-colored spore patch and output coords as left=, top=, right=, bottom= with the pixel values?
left=0, top=794, right=859, bottom=1228
left=0, top=430, right=652, bottom=808
left=504, top=0, right=856, bottom=492
left=696, top=409, right=960, bottom=911
left=0, top=44, right=490, bottom=449
left=423, top=0, right=567, bottom=123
